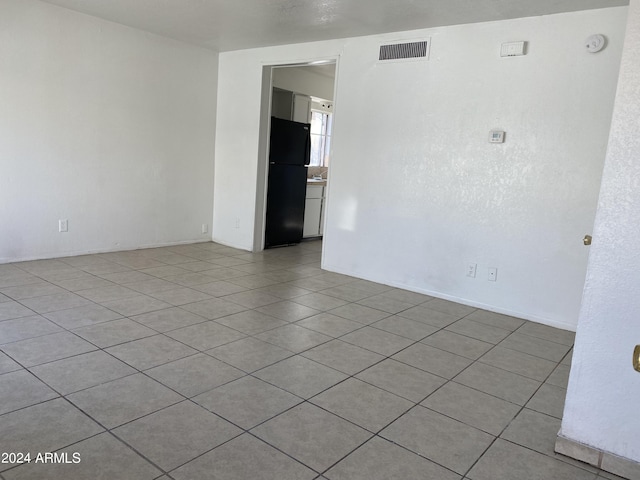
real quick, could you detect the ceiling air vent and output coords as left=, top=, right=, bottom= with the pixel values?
left=378, top=39, right=430, bottom=63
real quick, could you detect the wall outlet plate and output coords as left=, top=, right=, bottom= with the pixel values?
left=58, top=219, right=68, bottom=233
left=488, top=267, right=498, bottom=281
left=467, top=263, right=477, bottom=278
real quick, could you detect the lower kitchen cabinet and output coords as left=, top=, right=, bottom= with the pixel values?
left=303, top=185, right=324, bottom=238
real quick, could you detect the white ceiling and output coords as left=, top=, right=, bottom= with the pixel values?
left=40, top=0, right=628, bottom=52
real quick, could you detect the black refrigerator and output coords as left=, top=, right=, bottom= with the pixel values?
left=265, top=117, right=310, bottom=248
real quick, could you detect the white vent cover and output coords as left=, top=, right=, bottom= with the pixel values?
left=378, top=40, right=430, bottom=62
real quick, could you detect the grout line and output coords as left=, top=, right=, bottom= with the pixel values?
left=0, top=240, right=593, bottom=478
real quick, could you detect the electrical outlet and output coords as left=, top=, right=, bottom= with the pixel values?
left=201, top=223, right=208, bottom=234
left=488, top=267, right=498, bottom=282
left=58, top=219, right=68, bottom=233
left=467, top=263, right=477, bottom=278
left=234, top=217, right=240, bottom=229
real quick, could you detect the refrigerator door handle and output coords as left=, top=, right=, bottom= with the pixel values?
left=304, top=129, right=311, bottom=166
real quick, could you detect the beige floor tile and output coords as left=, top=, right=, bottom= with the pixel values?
left=43, top=304, right=122, bottom=329
left=207, top=337, right=293, bottom=372
left=171, top=434, right=316, bottom=480
left=2, top=331, right=97, bottom=367
left=326, top=436, right=461, bottom=480
left=500, top=332, right=572, bottom=362
left=99, top=294, right=172, bottom=316
left=19, top=292, right=92, bottom=314
left=256, top=300, right=321, bottom=322
left=454, top=362, right=541, bottom=406
left=256, top=324, right=332, bottom=353
left=3, top=433, right=161, bottom=480
left=0, top=315, right=62, bottom=344
left=465, top=310, right=526, bottom=331
left=72, top=318, right=157, bottom=348
left=302, top=339, right=384, bottom=375
left=479, top=346, right=557, bottom=381
left=296, top=312, right=363, bottom=337
left=145, top=353, right=244, bottom=397
left=215, top=310, right=288, bottom=334
left=166, top=320, right=246, bottom=350
left=253, top=355, right=347, bottom=398
left=468, top=439, right=597, bottom=480
left=381, top=406, right=494, bottom=475
left=422, top=382, right=520, bottom=435
left=0, top=399, right=103, bottom=472
left=311, top=378, right=413, bottom=432
left=0, top=302, right=38, bottom=322
left=526, top=383, right=567, bottom=418
left=421, top=330, right=493, bottom=359
left=30, top=350, right=136, bottom=394
left=446, top=318, right=512, bottom=344
left=397, top=305, right=459, bottom=328
left=106, top=334, right=198, bottom=370
left=180, top=297, right=247, bottom=319
left=0, top=370, right=58, bottom=415
left=113, top=401, right=241, bottom=471
left=393, top=343, right=472, bottom=379
left=356, top=359, right=445, bottom=402
left=67, top=374, right=183, bottom=428
left=340, top=327, right=413, bottom=356
left=0, top=351, right=21, bottom=374
left=252, top=403, right=371, bottom=472
left=130, top=307, right=206, bottom=332
left=371, top=315, right=439, bottom=340
left=194, top=376, right=302, bottom=429
left=328, top=303, right=390, bottom=324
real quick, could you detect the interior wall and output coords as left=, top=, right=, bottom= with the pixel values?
left=213, top=46, right=343, bottom=251
left=213, top=7, right=627, bottom=330
left=0, top=0, right=218, bottom=262
left=272, top=66, right=335, bottom=100
left=561, top=0, right=640, bottom=463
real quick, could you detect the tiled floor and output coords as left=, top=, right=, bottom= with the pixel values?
left=0, top=240, right=623, bottom=479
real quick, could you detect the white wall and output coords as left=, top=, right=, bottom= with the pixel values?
left=272, top=65, right=335, bottom=100
left=213, top=8, right=627, bottom=330
left=0, top=0, right=218, bottom=262
left=561, top=0, right=640, bottom=463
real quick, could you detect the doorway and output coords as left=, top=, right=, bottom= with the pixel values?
left=253, top=60, right=338, bottom=253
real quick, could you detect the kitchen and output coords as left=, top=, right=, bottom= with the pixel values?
left=264, top=63, right=335, bottom=248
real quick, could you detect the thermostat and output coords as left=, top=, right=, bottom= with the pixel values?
left=500, top=41, right=526, bottom=57
left=489, top=130, right=505, bottom=143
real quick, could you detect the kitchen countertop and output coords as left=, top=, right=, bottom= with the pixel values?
left=306, top=179, right=327, bottom=186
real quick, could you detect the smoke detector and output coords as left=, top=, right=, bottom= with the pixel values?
left=585, top=34, right=606, bottom=53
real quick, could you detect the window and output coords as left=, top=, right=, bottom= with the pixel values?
left=309, top=111, right=332, bottom=167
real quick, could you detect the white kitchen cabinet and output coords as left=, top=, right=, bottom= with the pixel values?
left=303, top=185, right=324, bottom=238
left=293, top=94, right=311, bottom=123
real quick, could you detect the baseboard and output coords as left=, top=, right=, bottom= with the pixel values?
left=321, top=261, right=577, bottom=332
left=0, top=239, right=213, bottom=264
left=556, top=433, right=640, bottom=480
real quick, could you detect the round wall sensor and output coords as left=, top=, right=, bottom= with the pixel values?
left=585, top=34, right=606, bottom=53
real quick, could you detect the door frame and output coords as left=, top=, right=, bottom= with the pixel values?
left=253, top=58, right=339, bottom=252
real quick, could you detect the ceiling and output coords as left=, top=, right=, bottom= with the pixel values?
left=40, top=0, right=629, bottom=52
